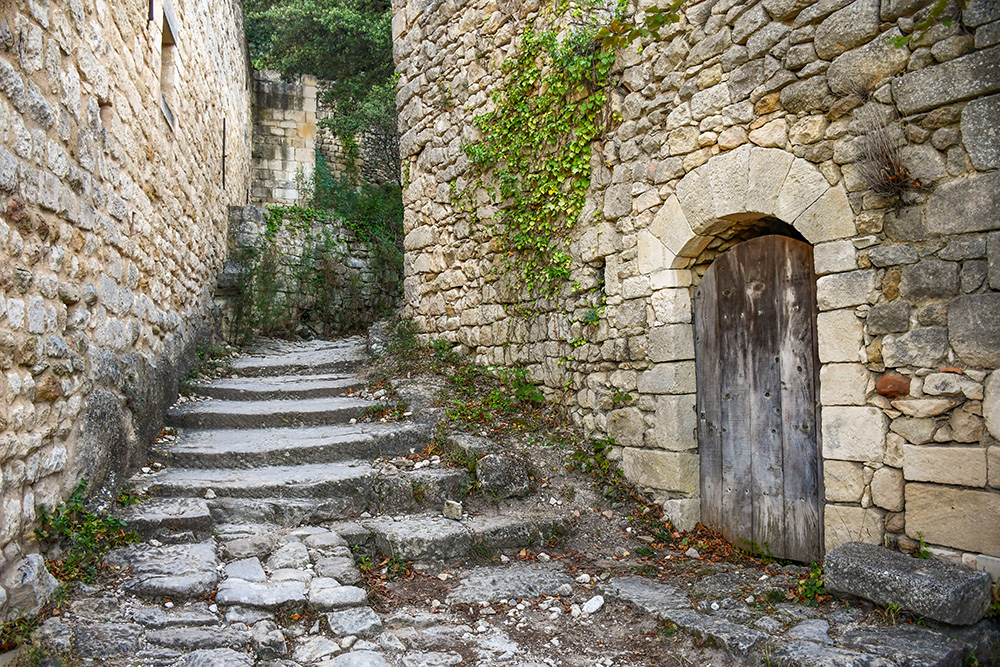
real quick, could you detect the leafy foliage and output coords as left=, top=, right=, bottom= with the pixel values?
left=244, top=0, right=399, bottom=181
left=35, top=480, right=139, bottom=584
left=462, top=23, right=616, bottom=297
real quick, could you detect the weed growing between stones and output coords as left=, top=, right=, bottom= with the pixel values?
left=35, top=480, right=140, bottom=584
left=794, top=563, right=827, bottom=607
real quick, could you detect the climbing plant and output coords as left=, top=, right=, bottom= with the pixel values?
left=459, top=0, right=686, bottom=300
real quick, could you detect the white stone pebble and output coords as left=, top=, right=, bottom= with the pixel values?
left=582, top=595, right=605, bottom=615
left=575, top=573, right=591, bottom=584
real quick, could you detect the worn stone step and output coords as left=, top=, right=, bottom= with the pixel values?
left=361, top=512, right=574, bottom=562
left=230, top=339, right=367, bottom=377
left=186, top=373, right=364, bottom=401
left=154, top=422, right=431, bottom=469
left=107, top=541, right=221, bottom=601
left=206, top=497, right=374, bottom=527
left=166, top=396, right=374, bottom=430
left=117, top=498, right=213, bottom=541
left=141, top=461, right=376, bottom=500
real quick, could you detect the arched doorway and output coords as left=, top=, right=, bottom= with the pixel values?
left=694, top=234, right=822, bottom=562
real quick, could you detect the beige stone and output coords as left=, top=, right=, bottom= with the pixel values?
left=871, top=466, right=904, bottom=512
left=885, top=511, right=905, bottom=533
left=650, top=288, right=692, bottom=324
left=793, top=186, right=857, bottom=244
left=622, top=448, right=699, bottom=495
left=817, top=309, right=864, bottom=363
left=653, top=496, right=701, bottom=531
left=649, top=195, right=697, bottom=259
left=822, top=406, right=887, bottom=462
left=647, top=394, right=698, bottom=451
left=923, top=372, right=984, bottom=400
left=637, top=230, right=669, bottom=275
left=816, top=270, right=877, bottom=311
left=950, top=408, right=983, bottom=443
left=889, top=417, right=937, bottom=445
left=990, top=447, right=1000, bottom=489
left=637, top=362, right=696, bottom=395
left=824, top=460, right=866, bottom=503
left=746, top=148, right=794, bottom=216
left=608, top=407, right=645, bottom=447
left=704, top=145, right=750, bottom=219
left=718, top=126, right=748, bottom=150
left=749, top=118, right=788, bottom=148
left=825, top=505, right=885, bottom=553
left=789, top=116, right=829, bottom=145
left=819, top=363, right=869, bottom=405
left=985, top=372, right=1000, bottom=438
left=648, top=324, right=695, bottom=362
left=903, top=445, right=988, bottom=487
left=905, top=483, right=1000, bottom=556
left=891, top=398, right=960, bottom=418
left=813, top=239, right=857, bottom=275
left=885, top=433, right=906, bottom=467
left=777, top=158, right=831, bottom=224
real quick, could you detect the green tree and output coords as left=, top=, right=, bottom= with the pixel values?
left=244, top=0, right=399, bottom=182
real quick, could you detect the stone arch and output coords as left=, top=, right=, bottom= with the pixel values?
left=640, top=147, right=856, bottom=274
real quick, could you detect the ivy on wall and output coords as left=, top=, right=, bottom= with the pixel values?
left=459, top=1, right=684, bottom=300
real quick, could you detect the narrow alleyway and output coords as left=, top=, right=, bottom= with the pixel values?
left=26, top=337, right=999, bottom=666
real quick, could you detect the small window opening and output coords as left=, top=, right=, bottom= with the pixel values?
left=159, top=1, right=178, bottom=130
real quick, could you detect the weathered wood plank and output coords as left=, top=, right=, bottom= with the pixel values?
left=695, top=267, right=723, bottom=531
left=716, top=250, right=752, bottom=545
left=777, top=237, right=823, bottom=562
left=743, top=237, right=786, bottom=558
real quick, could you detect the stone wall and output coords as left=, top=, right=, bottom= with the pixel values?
left=393, top=0, right=1000, bottom=574
left=252, top=70, right=317, bottom=205
left=0, top=0, right=251, bottom=614
left=219, top=205, right=399, bottom=338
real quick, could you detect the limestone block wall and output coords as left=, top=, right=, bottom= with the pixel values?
left=0, top=0, right=251, bottom=612
left=252, top=70, right=317, bottom=204
left=394, top=0, right=1000, bottom=572
left=221, top=205, right=398, bottom=337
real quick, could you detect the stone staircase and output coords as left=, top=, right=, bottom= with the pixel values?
left=28, top=336, right=1000, bottom=667
left=28, top=336, right=576, bottom=666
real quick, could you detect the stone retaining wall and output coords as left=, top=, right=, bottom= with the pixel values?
left=0, top=0, right=251, bottom=615
left=393, top=0, right=1000, bottom=574
left=252, top=70, right=317, bottom=205
left=220, top=205, right=399, bottom=338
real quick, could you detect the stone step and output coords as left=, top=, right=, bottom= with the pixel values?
left=186, top=373, right=364, bottom=401
left=154, top=422, right=432, bottom=469
left=190, top=467, right=470, bottom=528
left=166, top=396, right=374, bottom=430
left=230, top=339, right=367, bottom=377
left=361, top=512, right=574, bottom=562
left=117, top=498, right=213, bottom=542
left=141, top=461, right=376, bottom=500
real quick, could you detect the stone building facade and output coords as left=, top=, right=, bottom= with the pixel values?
left=251, top=70, right=317, bottom=205
left=0, top=0, right=252, bottom=613
left=393, top=0, right=1000, bottom=573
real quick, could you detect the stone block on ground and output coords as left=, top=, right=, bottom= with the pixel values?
left=308, top=579, right=368, bottom=610
left=120, top=542, right=220, bottom=600
left=326, top=606, right=383, bottom=636
left=824, top=542, right=992, bottom=625
left=366, top=514, right=472, bottom=562
left=118, top=497, right=213, bottom=539
left=475, top=454, right=530, bottom=498
left=214, top=579, right=307, bottom=609
left=174, top=648, right=254, bottom=667
left=446, top=565, right=574, bottom=604
left=0, top=554, right=59, bottom=617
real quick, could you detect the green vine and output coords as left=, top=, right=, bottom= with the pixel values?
left=461, top=20, right=616, bottom=298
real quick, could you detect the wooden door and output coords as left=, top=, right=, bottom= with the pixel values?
left=694, top=235, right=822, bottom=562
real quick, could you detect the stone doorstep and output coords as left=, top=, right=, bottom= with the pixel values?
left=165, top=395, right=375, bottom=430
left=187, top=373, right=364, bottom=401
left=155, top=422, right=432, bottom=469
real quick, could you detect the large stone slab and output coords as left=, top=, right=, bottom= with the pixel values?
left=166, top=395, right=373, bottom=430
left=175, top=648, right=254, bottom=667
left=118, top=498, right=213, bottom=539
left=825, top=542, right=992, bottom=625
left=326, top=607, right=383, bottom=636
left=121, top=542, right=220, bottom=600
left=768, top=641, right=895, bottom=667
left=447, top=564, right=574, bottom=604
left=366, top=514, right=472, bottom=561
left=962, top=93, right=1000, bottom=169
left=905, top=483, right=1000, bottom=556
left=214, top=579, right=307, bottom=608
left=892, top=45, right=1000, bottom=115
left=924, top=170, right=1000, bottom=236
left=948, top=293, right=1000, bottom=367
